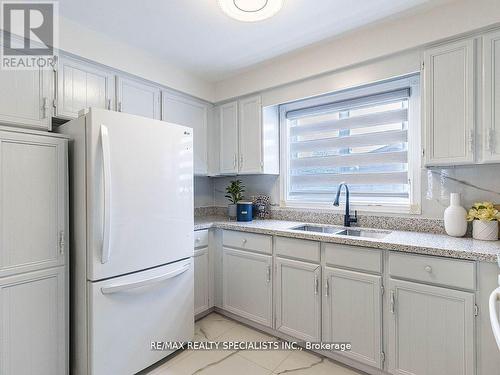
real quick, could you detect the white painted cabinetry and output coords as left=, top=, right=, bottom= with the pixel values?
left=0, top=129, right=68, bottom=375
left=219, top=101, right=239, bottom=174
left=55, top=55, right=115, bottom=119
left=238, top=95, right=263, bottom=174
left=323, top=267, right=383, bottom=369
left=0, top=267, right=66, bottom=375
left=387, top=279, right=475, bottom=375
left=194, top=230, right=210, bottom=315
left=0, top=67, right=53, bottom=130
left=222, top=246, right=272, bottom=327
left=116, top=76, right=161, bottom=119
left=0, top=130, right=67, bottom=277
left=162, top=92, right=209, bottom=175
left=482, top=29, right=500, bottom=162
left=424, top=39, right=476, bottom=166
left=275, top=257, right=321, bottom=341
left=217, top=96, right=279, bottom=175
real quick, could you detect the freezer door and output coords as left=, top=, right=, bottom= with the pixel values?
left=86, top=108, right=194, bottom=280
left=88, top=259, right=194, bottom=375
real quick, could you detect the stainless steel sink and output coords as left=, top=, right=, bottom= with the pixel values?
left=290, top=225, right=390, bottom=239
left=336, top=229, right=389, bottom=239
left=291, top=225, right=341, bottom=234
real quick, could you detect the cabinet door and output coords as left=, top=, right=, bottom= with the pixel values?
left=387, top=279, right=475, bottom=375
left=116, top=76, right=161, bottom=119
left=56, top=56, right=114, bottom=119
left=219, top=101, right=239, bottom=174
left=0, top=67, right=52, bottom=130
left=162, top=92, right=208, bottom=175
left=0, top=131, right=67, bottom=277
left=222, top=247, right=272, bottom=326
left=238, top=95, right=262, bottom=174
left=194, top=247, right=209, bottom=315
left=275, top=258, right=320, bottom=341
left=323, top=267, right=383, bottom=369
left=483, top=30, right=500, bottom=162
left=424, top=39, right=475, bottom=166
left=0, top=267, right=66, bottom=375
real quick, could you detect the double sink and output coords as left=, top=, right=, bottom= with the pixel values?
left=290, top=224, right=390, bottom=239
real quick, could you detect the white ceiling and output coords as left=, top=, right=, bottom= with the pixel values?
left=59, top=0, right=448, bottom=82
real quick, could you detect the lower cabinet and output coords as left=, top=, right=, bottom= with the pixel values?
left=194, top=247, right=210, bottom=315
left=0, top=267, right=66, bottom=375
left=222, top=247, right=272, bottom=327
left=387, top=279, right=475, bottom=375
left=323, top=267, right=383, bottom=369
left=275, top=257, right=321, bottom=341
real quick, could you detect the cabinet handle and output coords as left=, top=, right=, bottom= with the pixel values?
left=118, top=102, right=122, bottom=112
left=106, top=99, right=112, bottom=110
left=233, top=154, right=237, bottom=169
left=486, top=128, right=495, bottom=153
left=468, top=129, right=474, bottom=153
left=266, top=265, right=271, bottom=283
left=42, top=97, right=48, bottom=119
left=390, top=290, right=396, bottom=314
left=314, top=275, right=319, bottom=295
left=424, top=265, right=432, bottom=273
left=325, top=278, right=330, bottom=297
left=239, top=155, right=243, bottom=169
left=59, top=230, right=65, bottom=255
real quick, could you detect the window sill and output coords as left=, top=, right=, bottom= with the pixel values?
left=280, top=201, right=422, bottom=215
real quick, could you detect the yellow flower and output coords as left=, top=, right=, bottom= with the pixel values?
left=467, top=202, right=500, bottom=221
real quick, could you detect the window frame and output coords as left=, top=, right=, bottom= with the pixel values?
left=279, top=75, right=422, bottom=214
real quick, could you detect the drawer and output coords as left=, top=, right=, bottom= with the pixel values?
left=223, top=230, right=272, bottom=254
left=194, top=229, right=209, bottom=248
left=389, top=253, right=476, bottom=290
left=324, top=243, right=382, bottom=273
left=275, top=236, right=320, bottom=263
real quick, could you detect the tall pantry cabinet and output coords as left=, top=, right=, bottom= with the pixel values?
left=0, top=128, right=68, bottom=375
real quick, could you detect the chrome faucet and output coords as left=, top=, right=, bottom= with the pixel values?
left=333, top=183, right=358, bottom=227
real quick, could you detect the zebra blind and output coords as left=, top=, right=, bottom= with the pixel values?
left=285, top=87, right=411, bottom=204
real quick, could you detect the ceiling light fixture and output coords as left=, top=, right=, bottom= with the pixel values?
left=218, top=0, right=284, bottom=22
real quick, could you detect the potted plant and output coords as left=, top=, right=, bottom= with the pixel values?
left=225, top=179, right=245, bottom=219
left=467, top=201, right=500, bottom=241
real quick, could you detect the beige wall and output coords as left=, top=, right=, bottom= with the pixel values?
left=214, top=0, right=500, bottom=102
left=59, top=17, right=215, bottom=102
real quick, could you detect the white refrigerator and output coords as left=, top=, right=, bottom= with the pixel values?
left=57, top=108, right=194, bottom=375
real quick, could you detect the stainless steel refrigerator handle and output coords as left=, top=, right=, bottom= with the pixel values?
left=100, top=125, right=112, bottom=264
left=100, top=263, right=190, bottom=294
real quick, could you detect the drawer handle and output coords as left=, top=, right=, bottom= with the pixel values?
left=242, top=239, right=247, bottom=245
left=195, top=238, right=201, bottom=243
left=424, top=265, right=432, bottom=273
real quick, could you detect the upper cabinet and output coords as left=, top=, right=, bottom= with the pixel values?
left=116, top=76, right=161, bottom=120
left=217, top=95, right=279, bottom=176
left=0, top=66, right=53, bottom=130
left=55, top=55, right=115, bottom=119
left=482, top=29, right=500, bottom=163
left=162, top=91, right=210, bottom=175
left=424, top=39, right=476, bottom=166
left=219, top=101, right=239, bottom=174
left=238, top=96, right=263, bottom=174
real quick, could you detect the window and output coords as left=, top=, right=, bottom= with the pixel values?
left=280, top=76, right=421, bottom=213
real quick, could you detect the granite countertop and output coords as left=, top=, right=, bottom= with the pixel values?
left=194, top=216, right=500, bottom=263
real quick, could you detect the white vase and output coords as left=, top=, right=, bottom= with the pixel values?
left=472, top=220, right=499, bottom=241
left=444, top=193, right=467, bottom=237
left=228, top=204, right=237, bottom=219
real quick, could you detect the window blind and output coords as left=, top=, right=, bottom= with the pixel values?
left=285, top=88, right=411, bottom=204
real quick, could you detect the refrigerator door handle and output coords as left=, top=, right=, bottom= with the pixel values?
left=100, top=263, right=190, bottom=294
left=100, top=125, right=112, bottom=264
left=489, top=285, right=500, bottom=351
